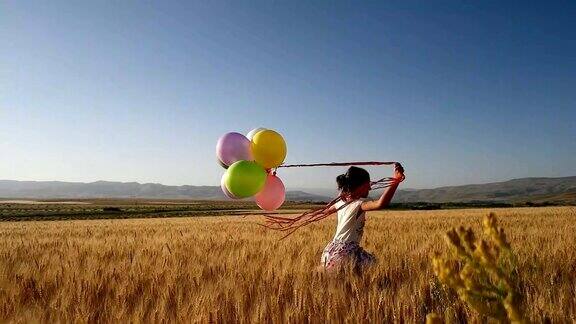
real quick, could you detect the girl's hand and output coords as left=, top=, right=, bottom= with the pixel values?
left=393, top=162, right=405, bottom=183
left=361, top=162, right=405, bottom=211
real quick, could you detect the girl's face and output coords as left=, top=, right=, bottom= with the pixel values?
left=357, top=181, right=371, bottom=198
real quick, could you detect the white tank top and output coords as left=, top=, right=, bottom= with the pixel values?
left=332, top=198, right=367, bottom=244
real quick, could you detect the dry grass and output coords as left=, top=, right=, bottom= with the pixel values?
left=0, top=207, right=575, bottom=323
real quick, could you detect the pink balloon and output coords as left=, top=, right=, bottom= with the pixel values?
left=221, top=173, right=239, bottom=199
left=216, top=132, right=253, bottom=167
left=255, top=174, right=286, bottom=211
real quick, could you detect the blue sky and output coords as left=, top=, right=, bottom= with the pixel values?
left=1, top=1, right=575, bottom=189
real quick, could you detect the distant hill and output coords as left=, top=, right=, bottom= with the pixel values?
left=393, top=176, right=576, bottom=204
left=0, top=180, right=330, bottom=202
left=0, top=176, right=574, bottom=204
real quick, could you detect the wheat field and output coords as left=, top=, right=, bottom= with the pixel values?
left=0, top=207, right=575, bottom=323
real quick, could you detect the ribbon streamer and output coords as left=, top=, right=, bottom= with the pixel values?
left=277, top=161, right=396, bottom=168
left=261, top=161, right=401, bottom=239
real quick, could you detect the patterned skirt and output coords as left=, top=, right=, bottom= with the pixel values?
left=320, top=240, right=376, bottom=270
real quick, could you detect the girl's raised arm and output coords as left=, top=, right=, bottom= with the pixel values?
left=361, top=163, right=405, bottom=212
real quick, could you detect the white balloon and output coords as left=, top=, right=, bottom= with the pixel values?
left=221, top=173, right=239, bottom=199
left=247, top=127, right=267, bottom=141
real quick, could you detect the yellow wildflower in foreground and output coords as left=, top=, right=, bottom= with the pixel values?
left=431, top=213, right=526, bottom=323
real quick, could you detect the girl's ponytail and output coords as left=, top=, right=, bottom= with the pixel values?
left=336, top=174, right=349, bottom=192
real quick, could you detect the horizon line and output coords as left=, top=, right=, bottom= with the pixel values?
left=1, top=175, right=574, bottom=191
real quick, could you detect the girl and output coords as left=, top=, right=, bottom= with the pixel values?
left=320, top=163, right=405, bottom=271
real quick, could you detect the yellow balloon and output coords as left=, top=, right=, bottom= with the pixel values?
left=251, top=130, right=287, bottom=169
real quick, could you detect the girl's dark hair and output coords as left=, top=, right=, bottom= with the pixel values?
left=336, top=166, right=370, bottom=193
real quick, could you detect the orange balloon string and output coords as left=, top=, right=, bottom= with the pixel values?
left=258, top=160, right=400, bottom=239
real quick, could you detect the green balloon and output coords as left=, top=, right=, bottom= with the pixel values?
left=225, top=160, right=267, bottom=198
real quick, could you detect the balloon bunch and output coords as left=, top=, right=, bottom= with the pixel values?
left=216, top=128, right=287, bottom=211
